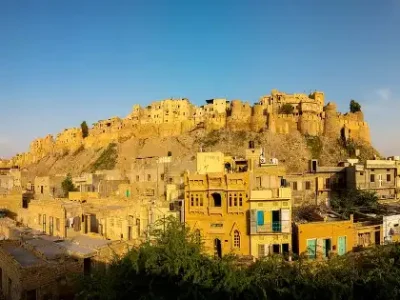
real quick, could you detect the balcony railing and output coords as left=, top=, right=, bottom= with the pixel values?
left=250, top=221, right=290, bottom=234
left=208, top=206, right=223, bottom=215
left=227, top=206, right=245, bottom=214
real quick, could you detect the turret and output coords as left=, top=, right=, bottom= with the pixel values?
left=323, top=102, right=340, bottom=139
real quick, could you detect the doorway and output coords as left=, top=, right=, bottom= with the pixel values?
left=83, top=258, right=91, bottom=275
left=323, top=238, right=331, bottom=258
left=214, top=238, right=222, bottom=258
left=338, top=236, right=347, bottom=255
left=211, top=193, right=222, bottom=207
left=272, top=244, right=280, bottom=254
left=49, top=217, right=53, bottom=236
left=26, top=290, right=37, bottom=300
left=375, top=231, right=381, bottom=245
left=127, top=226, right=132, bottom=240
left=42, top=214, right=47, bottom=233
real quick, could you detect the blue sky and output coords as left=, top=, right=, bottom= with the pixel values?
left=0, top=0, right=399, bottom=157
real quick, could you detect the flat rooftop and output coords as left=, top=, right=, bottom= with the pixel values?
left=25, top=238, right=65, bottom=260
left=57, top=235, right=112, bottom=258
left=2, top=244, right=43, bottom=267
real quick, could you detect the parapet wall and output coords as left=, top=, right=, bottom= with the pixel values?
left=11, top=90, right=371, bottom=166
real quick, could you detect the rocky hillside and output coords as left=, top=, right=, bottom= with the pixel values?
left=22, top=128, right=380, bottom=180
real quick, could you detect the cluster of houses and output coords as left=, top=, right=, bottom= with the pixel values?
left=1, top=141, right=400, bottom=299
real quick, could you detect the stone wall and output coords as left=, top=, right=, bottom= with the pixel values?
left=11, top=90, right=371, bottom=167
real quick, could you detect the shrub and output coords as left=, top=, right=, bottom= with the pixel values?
left=90, top=143, right=118, bottom=171
left=78, top=217, right=400, bottom=300
left=350, top=100, right=361, bottom=113
left=279, top=104, right=294, bottom=114
left=73, top=145, right=85, bottom=156
left=306, top=136, right=323, bottom=159
left=81, top=121, right=89, bottom=138
left=61, top=174, right=78, bottom=197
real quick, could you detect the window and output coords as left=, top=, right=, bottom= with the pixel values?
left=136, top=175, right=139, bottom=182
left=258, top=244, right=266, bottom=257
left=292, top=182, right=298, bottom=191
left=147, top=174, right=151, bottom=181
left=190, top=195, right=194, bottom=206
left=360, top=172, right=364, bottom=176
left=256, top=177, right=261, bottom=188
left=387, top=174, right=391, bottom=182
left=38, top=214, right=42, bottom=225
left=229, top=194, right=232, bottom=206
left=257, top=211, right=264, bottom=226
left=305, top=181, right=311, bottom=190
left=370, top=174, right=375, bottom=183
left=199, top=194, right=204, bottom=206
left=239, top=194, right=243, bottom=206
left=233, top=230, right=240, bottom=248
left=195, top=195, right=199, bottom=206
left=234, top=194, right=238, bottom=206
left=161, top=174, right=164, bottom=181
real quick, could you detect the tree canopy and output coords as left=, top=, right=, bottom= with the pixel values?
left=330, top=188, right=379, bottom=217
left=77, top=217, right=400, bottom=300
left=61, top=173, right=78, bottom=197
left=279, top=104, right=294, bottom=114
left=350, top=100, right=361, bottom=113
left=81, top=121, right=89, bottom=138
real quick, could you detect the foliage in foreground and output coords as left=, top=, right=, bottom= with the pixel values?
left=78, top=217, right=400, bottom=300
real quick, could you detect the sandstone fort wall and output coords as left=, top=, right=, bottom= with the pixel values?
left=9, top=90, right=371, bottom=167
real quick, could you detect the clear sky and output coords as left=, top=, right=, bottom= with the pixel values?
left=1, top=0, right=399, bottom=158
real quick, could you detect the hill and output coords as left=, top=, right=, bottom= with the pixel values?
left=22, top=128, right=379, bottom=180
left=3, top=89, right=378, bottom=178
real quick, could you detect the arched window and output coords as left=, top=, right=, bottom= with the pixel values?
left=233, top=230, right=240, bottom=248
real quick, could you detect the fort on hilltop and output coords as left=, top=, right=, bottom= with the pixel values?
left=7, top=89, right=370, bottom=167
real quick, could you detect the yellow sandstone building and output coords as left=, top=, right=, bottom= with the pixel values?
left=184, top=143, right=294, bottom=258
left=184, top=152, right=250, bottom=257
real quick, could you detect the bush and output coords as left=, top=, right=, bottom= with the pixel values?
left=279, top=104, right=294, bottom=114
left=330, top=188, right=379, bottom=217
left=78, top=217, right=400, bottom=300
left=81, top=121, right=89, bottom=138
left=90, top=143, right=118, bottom=171
left=73, top=145, right=85, bottom=156
left=306, top=136, right=323, bottom=159
left=350, top=100, right=361, bottom=113
left=61, top=173, right=78, bottom=197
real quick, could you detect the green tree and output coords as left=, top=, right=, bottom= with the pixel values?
left=81, top=121, right=89, bottom=138
left=61, top=173, right=77, bottom=197
left=77, top=216, right=400, bottom=300
left=350, top=100, right=361, bottom=113
left=330, top=188, right=378, bottom=217
left=279, top=104, right=294, bottom=114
